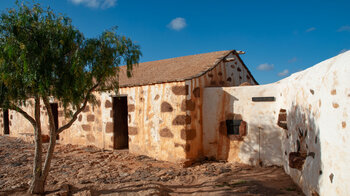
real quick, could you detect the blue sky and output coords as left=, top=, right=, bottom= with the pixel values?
left=1, top=0, right=350, bottom=84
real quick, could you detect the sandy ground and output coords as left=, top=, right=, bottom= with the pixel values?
left=0, top=136, right=304, bottom=196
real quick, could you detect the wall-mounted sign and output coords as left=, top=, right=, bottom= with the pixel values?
left=252, top=96, right=275, bottom=102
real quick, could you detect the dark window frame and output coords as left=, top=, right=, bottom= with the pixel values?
left=226, top=119, right=242, bottom=135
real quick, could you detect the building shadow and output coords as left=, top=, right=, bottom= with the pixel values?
left=282, top=103, right=322, bottom=195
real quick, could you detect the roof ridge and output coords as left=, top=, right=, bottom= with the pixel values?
left=120, top=50, right=232, bottom=68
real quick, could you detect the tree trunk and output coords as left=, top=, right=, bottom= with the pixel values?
left=41, top=98, right=57, bottom=185
left=29, top=97, right=44, bottom=194
left=28, top=177, right=45, bottom=194
left=27, top=92, right=96, bottom=194
left=42, top=133, right=56, bottom=183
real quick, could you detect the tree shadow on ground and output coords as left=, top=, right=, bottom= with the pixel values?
left=74, top=178, right=301, bottom=196
left=67, top=164, right=303, bottom=196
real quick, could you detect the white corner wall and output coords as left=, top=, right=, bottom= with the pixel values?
left=203, top=51, right=350, bottom=196
left=203, top=84, right=284, bottom=166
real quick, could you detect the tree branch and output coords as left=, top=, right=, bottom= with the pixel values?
left=8, top=103, right=36, bottom=127
left=57, top=83, right=99, bottom=134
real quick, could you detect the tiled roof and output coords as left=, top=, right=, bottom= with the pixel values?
left=118, top=50, right=256, bottom=87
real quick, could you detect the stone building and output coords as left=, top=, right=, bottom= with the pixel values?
left=0, top=50, right=257, bottom=165
left=1, top=49, right=350, bottom=196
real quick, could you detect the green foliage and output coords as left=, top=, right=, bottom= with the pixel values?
left=0, top=1, right=141, bottom=115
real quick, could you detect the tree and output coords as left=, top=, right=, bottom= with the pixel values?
left=0, top=1, right=141, bottom=194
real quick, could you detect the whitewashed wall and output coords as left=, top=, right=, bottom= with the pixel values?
left=203, top=84, right=284, bottom=166
left=203, top=51, right=350, bottom=196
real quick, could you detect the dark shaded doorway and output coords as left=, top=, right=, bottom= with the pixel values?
left=112, top=96, right=129, bottom=149
left=3, top=109, right=9, bottom=135
left=50, top=103, right=59, bottom=140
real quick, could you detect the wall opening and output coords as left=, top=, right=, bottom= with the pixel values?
left=50, top=103, right=59, bottom=140
left=112, top=96, right=129, bottom=149
left=3, top=109, right=9, bottom=135
left=226, top=119, right=241, bottom=135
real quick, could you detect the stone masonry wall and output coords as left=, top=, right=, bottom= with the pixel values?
left=59, top=92, right=104, bottom=148
left=118, top=82, right=188, bottom=163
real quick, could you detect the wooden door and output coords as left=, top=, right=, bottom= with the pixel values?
left=3, top=109, right=9, bottom=135
left=112, top=96, right=129, bottom=149
left=50, top=103, right=59, bottom=139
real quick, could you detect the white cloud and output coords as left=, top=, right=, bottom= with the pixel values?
left=101, top=0, right=116, bottom=9
left=69, top=0, right=117, bottom=9
left=168, top=17, right=187, bottom=31
left=288, top=57, right=297, bottom=63
left=337, top=25, right=350, bottom=32
left=306, top=27, right=316, bottom=32
left=256, top=63, right=274, bottom=71
left=278, top=69, right=289, bottom=77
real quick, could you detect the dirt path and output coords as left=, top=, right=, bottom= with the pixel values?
left=0, top=136, right=303, bottom=195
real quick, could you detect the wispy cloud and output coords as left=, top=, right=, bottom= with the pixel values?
left=168, top=17, right=187, bottom=31
left=256, top=63, right=274, bottom=71
left=278, top=69, right=289, bottom=77
left=337, top=25, right=350, bottom=32
left=288, top=57, right=297, bottom=63
left=306, top=27, right=316, bottom=32
left=69, top=0, right=117, bottom=9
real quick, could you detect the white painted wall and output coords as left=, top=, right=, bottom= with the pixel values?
left=203, top=51, right=350, bottom=196
left=203, top=84, right=284, bottom=166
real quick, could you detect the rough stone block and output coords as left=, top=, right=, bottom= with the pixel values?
left=159, top=128, right=174, bottom=138
left=128, top=104, right=135, bottom=112
left=171, top=85, right=188, bottom=95
left=288, top=152, right=306, bottom=170
left=181, top=129, right=196, bottom=140
left=82, top=124, right=91, bottom=132
left=173, top=115, right=191, bottom=125
left=181, top=99, right=195, bottom=111
left=161, top=102, right=173, bottom=112
left=192, top=87, right=200, bottom=98
left=87, top=114, right=95, bottom=122
left=277, top=109, right=288, bottom=130
left=105, top=100, right=112, bottom=108
left=105, top=122, right=113, bottom=133
left=128, top=127, right=138, bottom=135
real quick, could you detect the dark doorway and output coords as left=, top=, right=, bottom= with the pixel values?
left=3, top=109, right=9, bottom=135
left=112, top=96, right=129, bottom=149
left=50, top=103, right=59, bottom=140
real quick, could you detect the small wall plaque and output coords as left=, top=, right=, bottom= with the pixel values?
left=252, top=96, right=275, bottom=102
